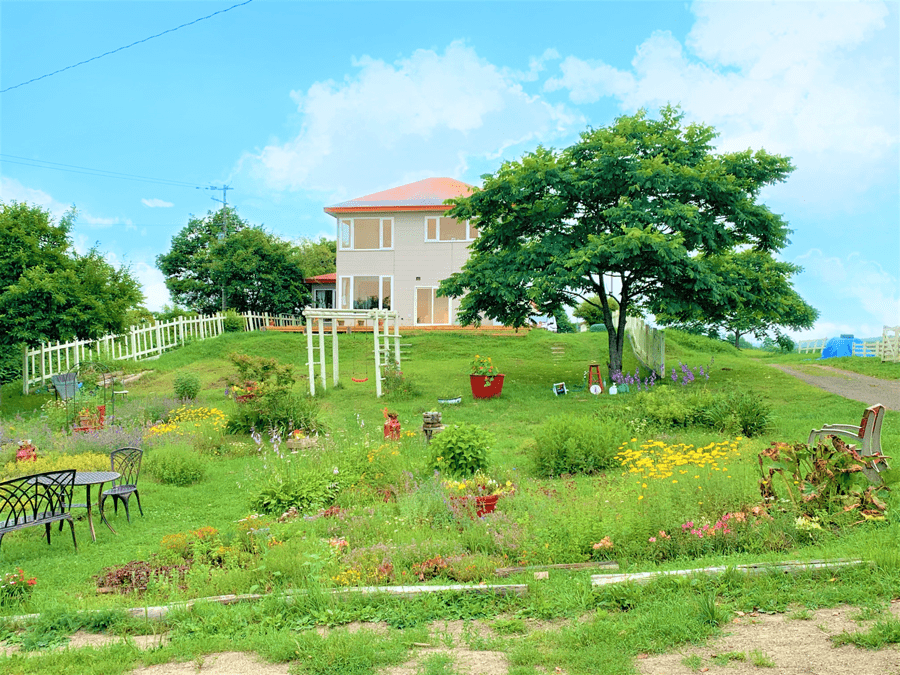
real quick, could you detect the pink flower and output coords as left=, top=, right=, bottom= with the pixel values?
left=648, top=537, right=657, bottom=543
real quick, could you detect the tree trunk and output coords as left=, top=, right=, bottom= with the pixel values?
left=598, top=279, right=628, bottom=375
left=733, top=332, right=742, bottom=349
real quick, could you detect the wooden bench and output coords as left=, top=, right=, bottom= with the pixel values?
left=808, top=403, right=890, bottom=482
left=0, top=470, right=78, bottom=552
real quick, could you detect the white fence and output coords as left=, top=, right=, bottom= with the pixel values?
left=798, top=338, right=827, bottom=354
left=796, top=327, right=899, bottom=362
left=612, top=312, right=665, bottom=376
left=22, top=311, right=302, bottom=393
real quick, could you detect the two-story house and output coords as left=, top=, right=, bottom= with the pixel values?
left=324, top=177, right=490, bottom=326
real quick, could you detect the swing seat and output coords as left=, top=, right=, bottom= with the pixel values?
left=351, top=377, right=369, bottom=383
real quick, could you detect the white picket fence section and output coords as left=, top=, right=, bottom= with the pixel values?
left=798, top=338, right=827, bottom=354
left=794, top=327, right=898, bottom=362
left=882, top=326, right=900, bottom=363
left=22, top=311, right=302, bottom=393
left=612, top=312, right=665, bottom=376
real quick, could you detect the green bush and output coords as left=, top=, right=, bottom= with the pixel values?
left=531, top=413, right=627, bottom=476
left=699, top=390, right=772, bottom=437
left=145, top=446, right=206, bottom=486
left=227, top=391, right=325, bottom=437
left=173, top=373, right=201, bottom=401
left=632, top=387, right=712, bottom=427
left=429, top=424, right=492, bottom=477
left=249, top=468, right=340, bottom=516
left=589, top=323, right=608, bottom=332
left=223, top=310, right=244, bottom=332
left=382, top=362, right=420, bottom=400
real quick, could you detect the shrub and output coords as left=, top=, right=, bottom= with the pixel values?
left=531, top=413, right=627, bottom=476
left=1, top=452, right=108, bottom=480
left=631, top=387, right=712, bottom=428
left=173, top=373, right=201, bottom=401
left=381, top=362, right=420, bottom=400
left=145, top=446, right=206, bottom=486
left=589, top=323, right=608, bottom=332
left=428, top=424, right=492, bottom=477
left=227, top=392, right=325, bottom=437
left=223, top=310, right=244, bottom=332
left=700, top=390, right=772, bottom=437
left=249, top=468, right=340, bottom=516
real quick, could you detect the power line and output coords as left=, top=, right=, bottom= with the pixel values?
left=1, top=0, right=255, bottom=94
left=0, top=154, right=203, bottom=188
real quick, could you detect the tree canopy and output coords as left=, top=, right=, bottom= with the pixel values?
left=0, top=201, right=144, bottom=348
left=438, top=106, right=797, bottom=374
left=0, top=201, right=144, bottom=398
left=655, top=250, right=818, bottom=349
left=157, top=208, right=336, bottom=315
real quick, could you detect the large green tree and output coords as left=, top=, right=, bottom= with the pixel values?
left=0, top=201, right=144, bottom=397
left=438, top=107, right=795, bottom=374
left=156, top=206, right=248, bottom=313
left=655, top=250, right=818, bottom=349
left=157, top=208, right=327, bottom=315
left=209, top=228, right=311, bottom=315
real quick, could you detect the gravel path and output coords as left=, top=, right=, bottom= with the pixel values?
left=769, top=364, right=900, bottom=410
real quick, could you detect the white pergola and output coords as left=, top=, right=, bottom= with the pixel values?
left=303, top=308, right=402, bottom=397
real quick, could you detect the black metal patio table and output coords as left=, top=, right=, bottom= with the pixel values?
left=71, top=471, right=121, bottom=541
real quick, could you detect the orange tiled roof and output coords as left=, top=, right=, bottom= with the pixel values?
left=304, top=272, right=336, bottom=284
left=324, top=177, right=475, bottom=214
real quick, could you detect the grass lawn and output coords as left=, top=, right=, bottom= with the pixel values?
left=0, top=328, right=897, bottom=674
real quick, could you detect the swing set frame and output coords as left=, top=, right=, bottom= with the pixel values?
left=303, top=308, right=402, bottom=398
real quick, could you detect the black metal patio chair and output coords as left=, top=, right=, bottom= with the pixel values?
left=100, top=447, right=144, bottom=522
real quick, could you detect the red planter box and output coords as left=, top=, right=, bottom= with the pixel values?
left=470, top=374, right=505, bottom=399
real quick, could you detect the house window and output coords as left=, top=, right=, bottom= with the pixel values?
left=424, top=217, right=476, bottom=242
left=339, top=218, right=393, bottom=250
left=339, top=276, right=392, bottom=310
left=415, top=287, right=450, bottom=325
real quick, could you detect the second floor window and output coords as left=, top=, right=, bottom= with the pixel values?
left=425, top=217, right=478, bottom=242
left=339, top=218, right=393, bottom=250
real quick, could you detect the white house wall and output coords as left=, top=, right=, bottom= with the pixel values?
left=336, top=210, right=488, bottom=326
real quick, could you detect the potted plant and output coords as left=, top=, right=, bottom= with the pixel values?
left=444, top=472, right=515, bottom=517
left=469, top=355, right=504, bottom=398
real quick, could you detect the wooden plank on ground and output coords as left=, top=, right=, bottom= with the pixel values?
left=590, top=559, right=867, bottom=587
left=496, top=561, right=618, bottom=578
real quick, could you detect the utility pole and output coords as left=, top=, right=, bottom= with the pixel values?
left=203, top=185, right=232, bottom=313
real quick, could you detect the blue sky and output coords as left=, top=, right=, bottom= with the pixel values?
left=2, top=1, right=898, bottom=341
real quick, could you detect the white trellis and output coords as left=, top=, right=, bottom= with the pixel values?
left=303, top=309, right=401, bottom=397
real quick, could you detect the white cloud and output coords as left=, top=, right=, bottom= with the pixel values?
left=142, top=198, right=174, bottom=208
left=0, top=177, right=70, bottom=218
left=246, top=41, right=581, bottom=200
left=794, top=248, right=900, bottom=331
left=544, top=2, right=898, bottom=212
left=131, top=262, right=171, bottom=312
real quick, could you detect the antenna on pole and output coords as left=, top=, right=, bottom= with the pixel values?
left=202, top=185, right=233, bottom=313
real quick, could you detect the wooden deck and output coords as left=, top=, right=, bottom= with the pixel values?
left=265, top=325, right=529, bottom=336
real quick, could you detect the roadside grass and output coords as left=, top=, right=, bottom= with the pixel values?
left=0, top=327, right=898, bottom=673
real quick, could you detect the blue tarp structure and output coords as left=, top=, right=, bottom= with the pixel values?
left=820, top=334, right=863, bottom=359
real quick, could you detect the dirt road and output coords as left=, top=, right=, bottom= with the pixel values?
left=769, top=363, right=900, bottom=411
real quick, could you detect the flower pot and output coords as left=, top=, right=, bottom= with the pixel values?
left=449, top=494, right=501, bottom=517
left=470, top=374, right=505, bottom=399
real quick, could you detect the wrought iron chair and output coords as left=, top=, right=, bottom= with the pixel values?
left=100, top=447, right=144, bottom=522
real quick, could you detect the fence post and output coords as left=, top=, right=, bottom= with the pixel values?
left=130, top=326, right=137, bottom=361
left=21, top=344, right=28, bottom=395
left=156, top=322, right=163, bottom=356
